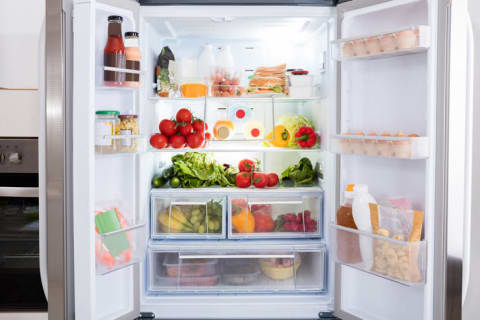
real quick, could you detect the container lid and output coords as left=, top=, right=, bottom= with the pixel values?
left=344, top=184, right=355, bottom=199
left=125, top=31, right=139, bottom=37
left=96, top=110, right=120, bottom=115
left=292, top=70, right=309, bottom=75
left=119, top=114, right=138, bottom=119
left=108, top=15, right=123, bottom=22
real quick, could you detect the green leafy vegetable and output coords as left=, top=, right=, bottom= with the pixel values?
left=280, top=157, right=322, bottom=186
left=277, top=114, right=315, bottom=148
left=171, top=152, right=235, bottom=188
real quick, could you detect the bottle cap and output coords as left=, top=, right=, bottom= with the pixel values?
left=125, top=31, right=139, bottom=37
left=108, top=15, right=123, bottom=22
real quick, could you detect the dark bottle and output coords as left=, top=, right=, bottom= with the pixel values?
left=104, top=15, right=126, bottom=86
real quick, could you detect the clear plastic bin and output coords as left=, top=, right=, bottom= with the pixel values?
left=331, top=25, right=431, bottom=61
left=147, top=246, right=326, bottom=294
left=95, top=222, right=146, bottom=275
left=151, top=192, right=226, bottom=239
left=331, top=134, right=430, bottom=159
left=331, top=224, right=426, bottom=286
left=228, top=192, right=323, bottom=239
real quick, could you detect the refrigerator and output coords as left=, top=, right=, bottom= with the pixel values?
left=42, top=0, right=469, bottom=319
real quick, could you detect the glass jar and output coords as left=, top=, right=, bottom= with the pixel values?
left=115, top=114, right=139, bottom=152
left=124, top=31, right=141, bottom=88
left=95, top=110, right=120, bottom=153
left=104, top=15, right=126, bottom=86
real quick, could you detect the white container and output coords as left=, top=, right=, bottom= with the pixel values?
left=289, top=86, right=313, bottom=98
left=198, top=44, right=215, bottom=81
left=288, top=74, right=313, bottom=87
left=352, top=184, right=376, bottom=269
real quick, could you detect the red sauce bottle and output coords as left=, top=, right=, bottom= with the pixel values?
left=104, top=15, right=126, bottom=86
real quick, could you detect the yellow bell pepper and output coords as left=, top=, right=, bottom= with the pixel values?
left=266, top=125, right=290, bottom=148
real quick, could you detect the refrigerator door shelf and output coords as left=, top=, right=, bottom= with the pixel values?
left=331, top=135, right=430, bottom=159
left=331, top=25, right=431, bottom=61
left=95, top=222, right=146, bottom=276
left=146, top=247, right=326, bottom=295
left=151, top=193, right=227, bottom=240
left=228, top=192, right=323, bottom=239
left=331, top=224, right=426, bottom=287
left=95, top=135, right=146, bottom=155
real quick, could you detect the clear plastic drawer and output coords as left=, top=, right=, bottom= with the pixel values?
left=228, top=192, right=323, bottom=239
left=151, top=192, right=227, bottom=239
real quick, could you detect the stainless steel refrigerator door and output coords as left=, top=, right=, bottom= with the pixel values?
left=45, top=0, right=75, bottom=319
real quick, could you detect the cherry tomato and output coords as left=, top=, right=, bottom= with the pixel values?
left=235, top=172, right=251, bottom=188
left=176, top=108, right=192, bottom=123
left=178, top=123, right=193, bottom=137
left=159, top=119, right=177, bottom=137
left=186, top=132, right=204, bottom=149
left=192, top=119, right=208, bottom=133
left=253, top=172, right=267, bottom=188
left=266, top=173, right=279, bottom=187
left=169, top=135, right=186, bottom=149
left=150, top=133, right=168, bottom=149
left=238, top=159, right=255, bottom=173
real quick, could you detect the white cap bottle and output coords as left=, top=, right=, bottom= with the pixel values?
left=198, top=44, right=214, bottom=81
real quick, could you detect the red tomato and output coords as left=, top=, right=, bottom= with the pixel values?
left=176, top=108, right=192, bottom=123
left=205, top=132, right=212, bottom=140
left=169, top=135, right=185, bottom=149
left=253, top=212, right=274, bottom=232
left=159, top=119, right=177, bottom=137
left=192, top=119, right=208, bottom=133
left=186, top=132, right=204, bottom=149
left=178, top=123, right=193, bottom=137
left=149, top=134, right=168, bottom=149
left=252, top=172, right=267, bottom=188
left=235, top=172, right=251, bottom=188
left=238, top=159, right=255, bottom=173
left=267, top=173, right=279, bottom=187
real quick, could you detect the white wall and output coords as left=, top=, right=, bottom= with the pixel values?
left=0, top=0, right=44, bottom=137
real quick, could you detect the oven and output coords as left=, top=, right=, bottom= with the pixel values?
left=0, top=138, right=47, bottom=313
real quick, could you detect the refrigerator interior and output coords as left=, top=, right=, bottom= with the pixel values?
left=72, top=1, right=437, bottom=319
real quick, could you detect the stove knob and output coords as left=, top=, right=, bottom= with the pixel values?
left=8, top=152, right=22, bottom=164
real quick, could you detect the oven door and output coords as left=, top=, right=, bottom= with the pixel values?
left=0, top=184, right=47, bottom=312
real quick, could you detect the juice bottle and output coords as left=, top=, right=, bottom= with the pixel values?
left=104, top=15, right=126, bottom=86
left=124, top=31, right=141, bottom=88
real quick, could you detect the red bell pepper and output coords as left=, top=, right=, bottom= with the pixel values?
left=295, top=126, right=317, bottom=148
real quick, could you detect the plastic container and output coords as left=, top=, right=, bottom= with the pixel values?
left=163, top=254, right=219, bottom=277
left=115, top=114, right=138, bottom=152
left=259, top=253, right=302, bottom=280
left=95, top=110, right=119, bottom=154
left=221, top=260, right=260, bottom=285
left=336, top=185, right=362, bottom=264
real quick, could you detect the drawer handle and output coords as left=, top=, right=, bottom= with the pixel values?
left=248, top=200, right=303, bottom=206
left=179, top=254, right=295, bottom=259
left=171, top=201, right=208, bottom=206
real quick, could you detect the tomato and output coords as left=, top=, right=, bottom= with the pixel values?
left=205, top=132, right=212, bottom=140
left=186, top=132, right=204, bottom=149
left=252, top=172, right=267, bottom=188
left=149, top=133, right=168, bottom=149
left=235, top=172, right=251, bottom=188
left=267, top=173, right=279, bottom=187
left=238, top=159, right=255, bottom=172
left=176, top=108, right=192, bottom=123
left=192, top=119, right=208, bottom=133
left=169, top=135, right=185, bottom=149
left=178, top=123, right=193, bottom=137
left=159, top=119, right=177, bottom=137
left=253, top=212, right=274, bottom=232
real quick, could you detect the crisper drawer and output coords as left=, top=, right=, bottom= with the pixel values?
left=228, top=192, right=323, bottom=239
left=151, top=192, right=226, bottom=239
left=146, top=246, right=327, bottom=294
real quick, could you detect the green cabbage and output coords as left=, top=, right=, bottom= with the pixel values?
left=277, top=114, right=314, bottom=148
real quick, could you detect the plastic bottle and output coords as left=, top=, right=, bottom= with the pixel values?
left=351, top=184, right=376, bottom=269
left=198, top=44, right=215, bottom=81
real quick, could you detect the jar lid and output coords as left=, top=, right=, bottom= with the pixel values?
left=108, top=15, right=123, bottom=22
left=125, top=31, right=139, bottom=37
left=119, top=114, right=138, bottom=119
left=291, top=70, right=309, bottom=75
left=96, top=110, right=120, bottom=115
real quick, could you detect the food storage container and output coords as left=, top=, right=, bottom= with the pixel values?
left=221, top=260, right=260, bottom=285
left=259, top=253, right=302, bottom=280
left=95, top=110, right=119, bottom=154
left=331, top=224, right=426, bottom=286
left=163, top=253, right=219, bottom=277
left=151, top=191, right=227, bottom=239
left=228, top=192, right=323, bottom=239
left=115, top=114, right=139, bottom=152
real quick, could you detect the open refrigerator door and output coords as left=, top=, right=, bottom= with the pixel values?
left=72, top=1, right=143, bottom=319
left=332, top=0, right=449, bottom=320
